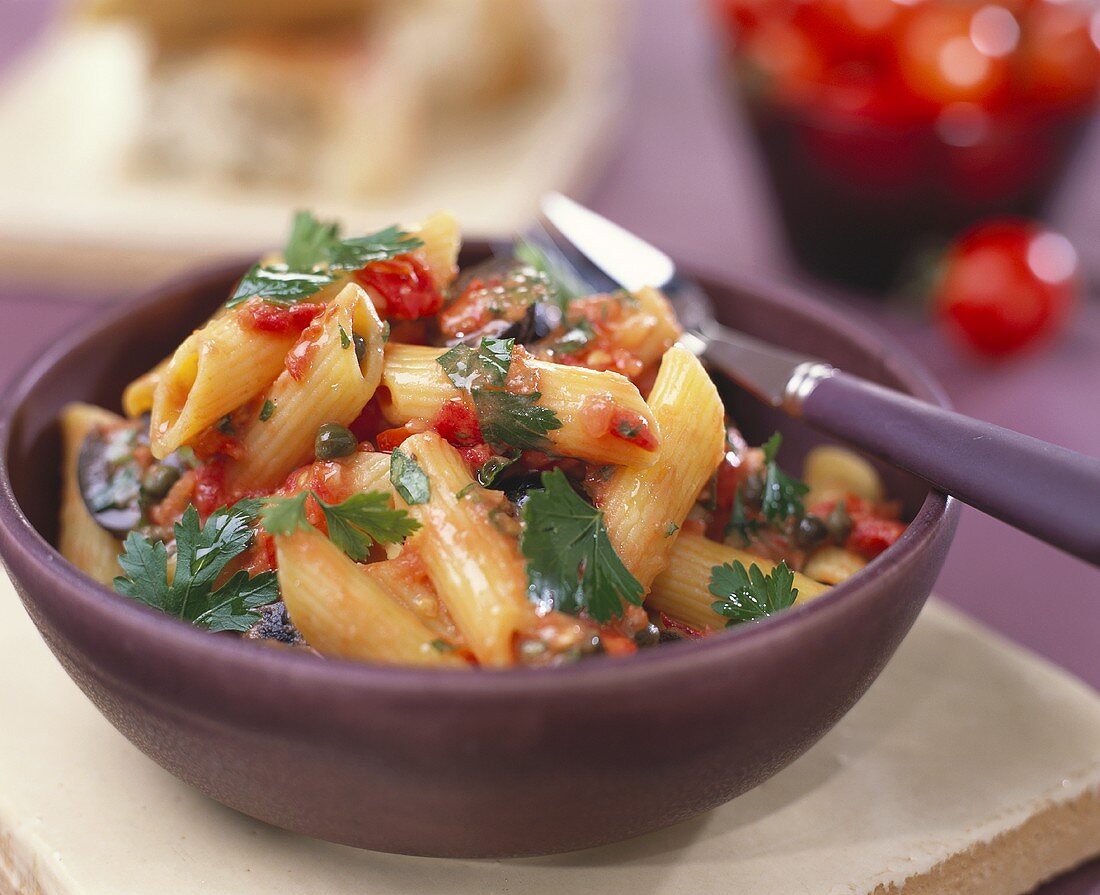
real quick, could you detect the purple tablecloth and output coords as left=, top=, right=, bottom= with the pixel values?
left=1, top=0, right=1097, bottom=890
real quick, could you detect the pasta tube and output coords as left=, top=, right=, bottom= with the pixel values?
left=227, top=283, right=386, bottom=492
left=649, top=531, right=829, bottom=631
left=802, top=545, right=867, bottom=585
left=275, top=527, right=465, bottom=668
left=58, top=403, right=124, bottom=585
left=395, top=432, right=533, bottom=667
left=596, top=346, right=725, bottom=588
left=379, top=344, right=660, bottom=468
left=148, top=308, right=301, bottom=458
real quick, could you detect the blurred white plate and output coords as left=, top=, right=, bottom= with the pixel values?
left=0, top=1, right=627, bottom=293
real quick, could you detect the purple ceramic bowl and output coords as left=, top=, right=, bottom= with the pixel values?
left=0, top=247, right=957, bottom=858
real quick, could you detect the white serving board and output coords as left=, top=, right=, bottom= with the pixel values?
left=0, top=1, right=627, bottom=292
left=1, top=572, right=1098, bottom=895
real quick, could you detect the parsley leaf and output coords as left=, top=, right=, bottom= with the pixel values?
left=284, top=210, right=341, bottom=270
left=473, top=388, right=561, bottom=452
left=113, top=504, right=277, bottom=633
left=226, top=265, right=334, bottom=309
left=760, top=433, right=809, bottom=524
left=226, top=214, right=421, bottom=308
left=709, top=560, right=798, bottom=626
left=319, top=491, right=420, bottom=561
left=520, top=469, right=644, bottom=624
left=390, top=448, right=431, bottom=505
left=259, top=399, right=276, bottom=422
left=476, top=453, right=518, bottom=487
left=437, top=337, right=514, bottom=390
left=327, top=225, right=424, bottom=272
left=261, top=490, right=419, bottom=562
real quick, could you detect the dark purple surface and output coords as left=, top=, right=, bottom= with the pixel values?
left=802, top=370, right=1100, bottom=567
left=0, top=0, right=1097, bottom=886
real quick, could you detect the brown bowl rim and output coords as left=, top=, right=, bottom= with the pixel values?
left=0, top=258, right=956, bottom=698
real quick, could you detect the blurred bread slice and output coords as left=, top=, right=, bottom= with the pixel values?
left=131, top=32, right=426, bottom=194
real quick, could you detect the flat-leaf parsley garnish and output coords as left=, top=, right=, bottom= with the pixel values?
left=759, top=432, right=809, bottom=524
left=436, top=337, right=561, bottom=452
left=261, top=490, right=419, bottom=562
left=474, top=389, right=561, bottom=452
left=226, top=212, right=423, bottom=308
left=520, top=469, right=644, bottom=624
left=709, top=560, right=798, bottom=625
left=389, top=447, right=431, bottom=506
left=113, top=502, right=278, bottom=632
left=437, top=337, right=513, bottom=390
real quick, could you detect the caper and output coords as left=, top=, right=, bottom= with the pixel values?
left=634, top=623, right=661, bottom=648
left=352, top=333, right=367, bottom=363
left=793, top=514, right=828, bottom=548
left=314, top=423, right=357, bottom=460
left=141, top=464, right=180, bottom=500
left=826, top=501, right=853, bottom=545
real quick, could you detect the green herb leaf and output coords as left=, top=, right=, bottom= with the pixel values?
left=317, top=491, right=421, bottom=561
left=709, top=560, right=798, bottom=626
left=259, top=491, right=312, bottom=537
left=113, top=504, right=277, bottom=632
left=284, top=210, right=341, bottom=270
left=431, top=638, right=456, bottom=653
left=437, top=337, right=514, bottom=390
left=473, top=388, right=561, bottom=452
left=259, top=399, right=276, bottom=422
left=390, top=447, right=431, bottom=505
left=327, top=225, right=423, bottom=272
left=520, top=469, right=644, bottom=624
left=338, top=325, right=351, bottom=349
left=760, top=433, right=809, bottom=524
left=260, top=490, right=419, bottom=562
left=664, top=522, right=679, bottom=537
left=226, top=264, right=334, bottom=309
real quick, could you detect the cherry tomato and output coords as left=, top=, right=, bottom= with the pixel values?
left=1017, top=1, right=1100, bottom=107
left=354, top=255, right=442, bottom=321
left=934, top=219, right=1079, bottom=357
left=739, top=19, right=826, bottom=104
left=794, top=0, right=905, bottom=59
left=895, top=3, right=1012, bottom=108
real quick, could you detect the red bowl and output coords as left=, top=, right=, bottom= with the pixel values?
left=0, top=250, right=957, bottom=857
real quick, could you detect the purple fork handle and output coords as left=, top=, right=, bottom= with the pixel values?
left=800, top=371, right=1100, bottom=568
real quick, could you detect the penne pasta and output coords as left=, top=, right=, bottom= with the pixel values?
left=58, top=403, right=124, bottom=585
left=802, top=545, right=867, bottom=585
left=364, top=548, right=463, bottom=644
left=413, top=210, right=461, bottom=291
left=614, top=286, right=682, bottom=366
left=596, top=346, right=725, bottom=589
left=803, top=445, right=885, bottom=504
left=148, top=307, right=302, bottom=459
left=649, top=531, right=830, bottom=632
left=379, top=344, right=660, bottom=468
left=275, top=527, right=465, bottom=667
left=227, top=283, right=386, bottom=492
left=395, top=432, right=533, bottom=667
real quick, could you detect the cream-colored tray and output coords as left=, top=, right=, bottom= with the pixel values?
left=1, top=572, right=1098, bottom=895
left=0, top=1, right=626, bottom=292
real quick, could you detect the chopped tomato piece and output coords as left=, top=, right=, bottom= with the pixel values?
left=354, top=254, right=442, bottom=320
left=847, top=516, right=906, bottom=559
left=459, top=443, right=494, bottom=468
left=432, top=397, right=483, bottom=447
left=192, top=461, right=228, bottom=518
left=609, top=408, right=658, bottom=451
left=240, top=301, right=325, bottom=334
left=659, top=611, right=707, bottom=639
